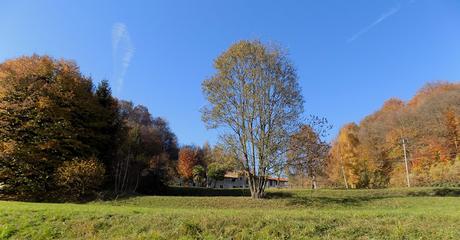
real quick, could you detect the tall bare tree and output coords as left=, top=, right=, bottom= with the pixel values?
left=202, top=40, right=303, bottom=198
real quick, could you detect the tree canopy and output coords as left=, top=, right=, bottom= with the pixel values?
left=0, top=55, right=112, bottom=199
left=328, top=82, right=460, bottom=188
left=0, top=55, right=179, bottom=200
left=202, top=40, right=304, bottom=198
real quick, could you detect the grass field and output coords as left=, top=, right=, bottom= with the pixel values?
left=0, top=188, right=459, bottom=239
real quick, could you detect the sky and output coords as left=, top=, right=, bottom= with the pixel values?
left=1, top=0, right=460, bottom=146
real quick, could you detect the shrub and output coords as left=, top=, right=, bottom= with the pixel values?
left=55, top=157, right=105, bottom=199
left=429, top=160, right=460, bottom=187
left=207, top=163, right=228, bottom=188
left=192, top=165, right=206, bottom=186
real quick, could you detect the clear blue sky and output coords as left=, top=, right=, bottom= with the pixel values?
left=1, top=0, right=460, bottom=146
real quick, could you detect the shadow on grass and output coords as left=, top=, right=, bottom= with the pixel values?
left=285, top=195, right=388, bottom=207
left=96, top=187, right=252, bottom=202
left=263, top=189, right=384, bottom=207
left=265, top=191, right=294, bottom=199
left=408, top=188, right=460, bottom=197
left=163, top=186, right=251, bottom=197
left=267, top=187, right=460, bottom=207
left=99, top=187, right=460, bottom=205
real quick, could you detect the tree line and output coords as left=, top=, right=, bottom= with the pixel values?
left=0, top=55, right=250, bottom=201
left=327, top=82, right=460, bottom=188
left=0, top=40, right=309, bottom=200
left=200, top=40, right=459, bottom=194
left=176, top=143, right=239, bottom=188
left=0, top=55, right=181, bottom=201
left=1, top=41, right=458, bottom=201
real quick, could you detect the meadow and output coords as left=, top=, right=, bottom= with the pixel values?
left=0, top=188, right=459, bottom=239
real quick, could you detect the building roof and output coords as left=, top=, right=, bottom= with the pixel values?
left=267, top=176, right=288, bottom=182
left=223, top=171, right=288, bottom=182
left=223, top=172, right=241, bottom=179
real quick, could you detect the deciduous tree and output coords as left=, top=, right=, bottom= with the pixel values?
left=328, top=82, right=460, bottom=188
left=287, top=117, right=331, bottom=189
left=202, top=40, right=303, bottom=198
left=113, top=101, right=178, bottom=195
left=0, top=55, right=112, bottom=200
left=177, top=146, right=203, bottom=184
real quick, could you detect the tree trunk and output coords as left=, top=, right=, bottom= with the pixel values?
left=247, top=174, right=266, bottom=199
left=340, top=156, right=349, bottom=189
left=301, top=173, right=304, bottom=188
left=311, top=175, right=317, bottom=190
left=341, top=165, right=349, bottom=189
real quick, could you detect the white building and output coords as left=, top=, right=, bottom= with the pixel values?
left=212, top=172, right=288, bottom=189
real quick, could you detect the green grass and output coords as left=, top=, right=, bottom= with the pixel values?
left=1, top=188, right=459, bottom=239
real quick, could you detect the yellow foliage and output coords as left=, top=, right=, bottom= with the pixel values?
left=55, top=157, right=105, bottom=198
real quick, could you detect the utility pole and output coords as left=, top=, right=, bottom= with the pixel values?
left=402, top=138, right=411, bottom=187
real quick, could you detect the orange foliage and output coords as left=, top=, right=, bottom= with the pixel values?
left=329, top=81, right=460, bottom=188
left=408, top=81, right=460, bottom=107
left=177, top=147, right=202, bottom=181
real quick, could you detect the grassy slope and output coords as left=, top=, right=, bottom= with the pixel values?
left=0, top=188, right=459, bottom=239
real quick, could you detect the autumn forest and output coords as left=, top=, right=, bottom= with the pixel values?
left=0, top=41, right=459, bottom=203
left=327, top=82, right=460, bottom=188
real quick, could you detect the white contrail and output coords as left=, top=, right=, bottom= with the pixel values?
left=348, top=5, right=401, bottom=43
left=112, top=22, right=134, bottom=94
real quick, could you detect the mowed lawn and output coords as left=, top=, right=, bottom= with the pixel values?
left=0, top=188, right=459, bottom=240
